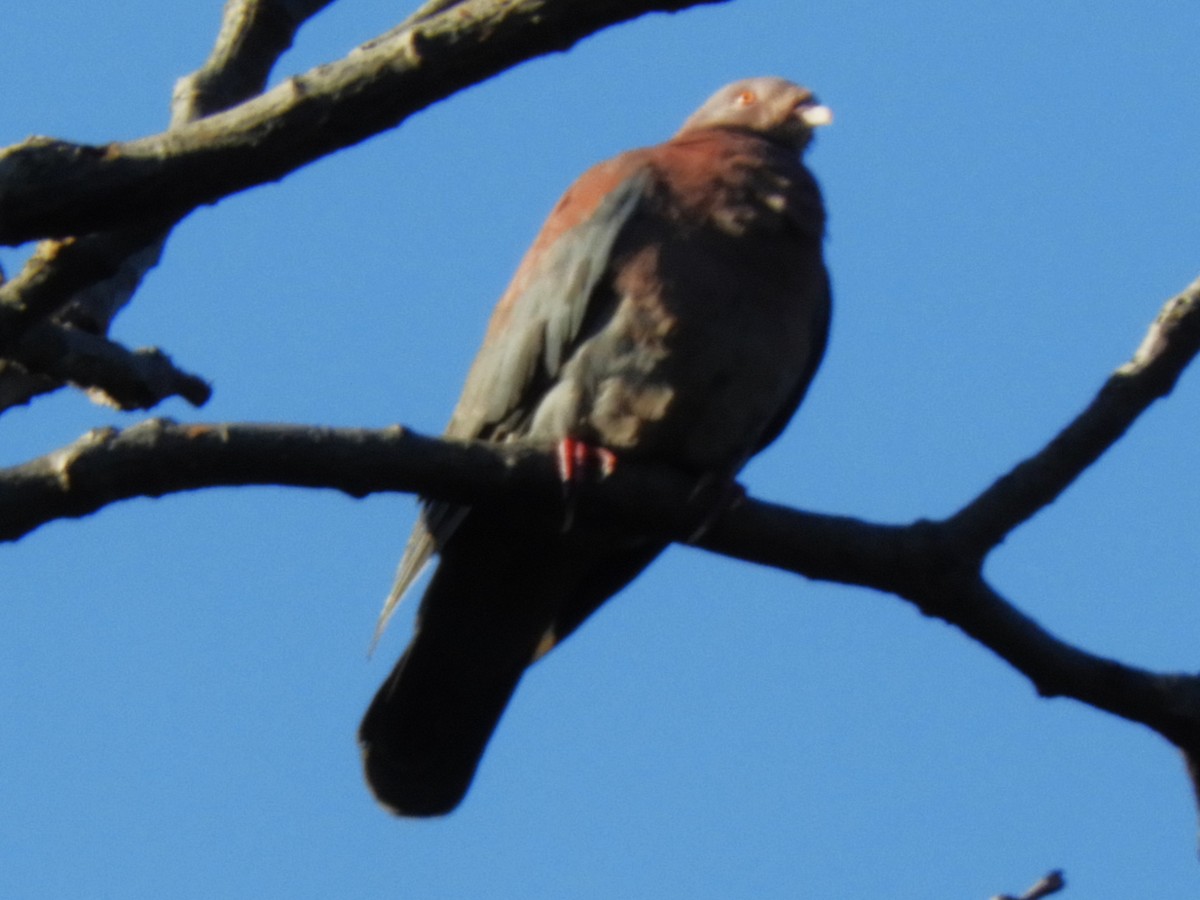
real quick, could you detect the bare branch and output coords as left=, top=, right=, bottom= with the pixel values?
left=0, top=224, right=172, bottom=352
left=949, top=275, right=1200, bottom=551
left=7, top=276, right=1200, bottom=810
left=0, top=0, right=728, bottom=247
left=993, top=869, right=1066, bottom=900
left=5, top=414, right=1200, bottom=770
left=401, top=0, right=472, bottom=27
left=172, top=0, right=339, bottom=123
left=0, top=0, right=724, bottom=416
left=0, top=420, right=710, bottom=543
left=0, top=0, right=337, bottom=412
left=0, top=362, right=58, bottom=411
left=7, top=324, right=211, bottom=411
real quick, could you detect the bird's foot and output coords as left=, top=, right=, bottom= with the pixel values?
left=556, top=438, right=617, bottom=531
left=556, top=437, right=617, bottom=484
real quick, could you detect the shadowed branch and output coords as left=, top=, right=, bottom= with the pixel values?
left=3, top=276, right=1199, bottom=807
left=0, top=0, right=726, bottom=412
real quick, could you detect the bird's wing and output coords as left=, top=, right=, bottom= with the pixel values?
left=373, top=162, right=654, bottom=641
left=444, top=162, right=653, bottom=441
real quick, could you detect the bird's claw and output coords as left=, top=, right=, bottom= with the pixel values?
left=556, top=438, right=617, bottom=531
left=556, top=437, right=617, bottom=484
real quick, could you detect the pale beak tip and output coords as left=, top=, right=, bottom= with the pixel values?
left=799, top=104, right=834, bottom=128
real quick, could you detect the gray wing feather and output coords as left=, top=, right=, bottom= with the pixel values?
left=446, top=168, right=651, bottom=439
left=373, top=168, right=652, bottom=639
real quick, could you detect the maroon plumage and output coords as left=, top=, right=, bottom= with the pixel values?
left=359, top=77, right=833, bottom=815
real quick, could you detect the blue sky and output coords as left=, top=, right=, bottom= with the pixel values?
left=3, top=1, right=1200, bottom=896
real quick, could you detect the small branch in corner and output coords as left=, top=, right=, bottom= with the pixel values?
left=991, top=869, right=1066, bottom=900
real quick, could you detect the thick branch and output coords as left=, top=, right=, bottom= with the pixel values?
left=0, top=0, right=728, bottom=246
left=5, top=417, right=1200, bottom=768
left=0, top=0, right=336, bottom=409
left=0, top=1, right=328, bottom=333
left=0, top=419, right=801, bottom=544
left=0, top=362, right=57, bottom=411
left=0, top=0, right=724, bottom=416
left=7, top=276, right=1200, bottom=781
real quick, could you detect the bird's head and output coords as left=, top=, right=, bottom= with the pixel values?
left=677, top=77, right=832, bottom=152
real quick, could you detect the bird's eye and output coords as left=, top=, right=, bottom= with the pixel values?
left=735, top=90, right=757, bottom=106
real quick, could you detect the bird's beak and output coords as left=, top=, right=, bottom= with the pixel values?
left=796, top=101, right=833, bottom=129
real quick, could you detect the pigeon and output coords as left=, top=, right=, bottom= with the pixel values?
left=360, top=77, right=833, bottom=815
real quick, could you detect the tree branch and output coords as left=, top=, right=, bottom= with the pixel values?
left=950, top=274, right=1200, bottom=550
left=3, top=415, right=1198, bottom=767
left=992, top=870, right=1066, bottom=900
left=12, top=0, right=1185, bottom=878
left=5, top=323, right=211, bottom=411
left=0, top=0, right=339, bottom=411
left=0, top=0, right=728, bottom=247
left=0, top=0, right=725, bottom=416
left=171, top=0, right=340, bottom=123
left=7, top=275, right=1200, bottom=805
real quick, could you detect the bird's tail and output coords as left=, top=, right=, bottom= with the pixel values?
left=355, top=573, right=552, bottom=820
left=359, top=509, right=663, bottom=816
left=358, top=523, right=566, bottom=816
left=358, top=615, right=538, bottom=816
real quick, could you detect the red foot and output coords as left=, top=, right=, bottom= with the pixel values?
left=555, top=438, right=617, bottom=532
left=556, top=437, right=617, bottom=484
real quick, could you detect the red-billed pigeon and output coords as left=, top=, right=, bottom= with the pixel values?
left=360, top=77, right=833, bottom=815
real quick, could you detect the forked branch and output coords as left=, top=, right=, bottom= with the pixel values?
left=2, top=276, right=1199, bottom=804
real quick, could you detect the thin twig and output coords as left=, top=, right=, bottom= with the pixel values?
left=949, top=275, right=1200, bottom=550
left=992, top=869, right=1066, bottom=900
